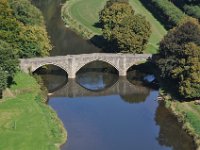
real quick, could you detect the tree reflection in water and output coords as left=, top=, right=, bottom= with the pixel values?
left=155, top=102, right=196, bottom=150
left=120, top=87, right=150, bottom=104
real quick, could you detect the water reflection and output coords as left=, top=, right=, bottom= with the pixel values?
left=36, top=67, right=194, bottom=150
left=120, top=90, right=150, bottom=104
left=49, top=91, right=167, bottom=150
left=155, top=102, right=195, bottom=150
left=76, top=61, right=118, bottom=91
left=76, top=72, right=118, bottom=91
left=34, top=65, right=196, bottom=150
left=34, top=65, right=68, bottom=93
left=50, top=77, right=149, bottom=99
left=32, top=0, right=102, bottom=56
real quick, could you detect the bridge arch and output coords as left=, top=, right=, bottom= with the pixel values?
left=32, top=63, right=68, bottom=75
left=75, top=59, right=120, bottom=76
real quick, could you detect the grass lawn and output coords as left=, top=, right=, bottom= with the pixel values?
left=0, top=72, right=66, bottom=150
left=65, top=0, right=167, bottom=53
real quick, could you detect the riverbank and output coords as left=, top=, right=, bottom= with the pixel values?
left=61, top=0, right=166, bottom=54
left=0, top=72, right=67, bottom=150
left=160, top=91, right=200, bottom=150
left=61, top=0, right=98, bottom=39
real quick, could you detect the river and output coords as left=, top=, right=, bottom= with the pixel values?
left=32, top=0, right=195, bottom=150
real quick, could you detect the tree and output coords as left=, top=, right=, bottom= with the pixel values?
left=18, top=26, right=51, bottom=58
left=178, top=43, right=200, bottom=98
left=153, top=18, right=200, bottom=99
left=0, top=69, right=7, bottom=99
left=112, top=14, right=151, bottom=53
left=0, top=40, right=19, bottom=79
left=99, top=0, right=151, bottom=53
left=0, top=0, right=52, bottom=58
left=0, top=69, right=8, bottom=89
left=99, top=0, right=134, bottom=36
left=0, top=0, right=21, bottom=54
left=9, top=0, right=44, bottom=26
left=0, top=40, right=18, bottom=98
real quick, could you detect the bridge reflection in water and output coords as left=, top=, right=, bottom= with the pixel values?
left=49, top=77, right=150, bottom=103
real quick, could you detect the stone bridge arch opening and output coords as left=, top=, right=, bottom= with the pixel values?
left=33, top=63, right=68, bottom=93
left=76, top=60, right=119, bottom=76
left=32, top=63, right=68, bottom=75
left=75, top=60, right=119, bottom=91
left=126, top=62, right=150, bottom=85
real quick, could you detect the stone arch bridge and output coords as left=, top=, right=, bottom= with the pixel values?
left=20, top=53, right=152, bottom=78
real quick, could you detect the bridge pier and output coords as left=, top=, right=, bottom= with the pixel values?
left=119, top=69, right=127, bottom=77
left=68, top=72, right=76, bottom=79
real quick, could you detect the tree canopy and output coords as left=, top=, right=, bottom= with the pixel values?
left=154, top=18, right=200, bottom=99
left=9, top=0, right=44, bottom=26
left=99, top=0, right=151, bottom=53
left=0, top=0, right=52, bottom=58
left=0, top=40, right=19, bottom=90
left=0, top=0, right=51, bottom=91
left=0, top=69, right=8, bottom=91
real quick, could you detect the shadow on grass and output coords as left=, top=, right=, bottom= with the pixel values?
left=93, top=22, right=102, bottom=29
left=140, top=0, right=173, bottom=30
left=90, top=35, right=119, bottom=53
left=7, top=76, right=16, bottom=88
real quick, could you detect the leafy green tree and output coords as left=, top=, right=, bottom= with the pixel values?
left=0, top=0, right=51, bottom=98
left=99, top=0, right=134, bottom=35
left=0, top=69, right=7, bottom=98
left=9, top=0, right=44, bottom=26
left=178, top=43, right=200, bottom=98
left=112, top=15, right=151, bottom=53
left=0, top=69, right=8, bottom=90
left=0, top=40, right=18, bottom=98
left=154, top=18, right=200, bottom=99
left=18, top=26, right=51, bottom=58
left=0, top=0, right=52, bottom=58
left=0, top=40, right=19, bottom=78
left=99, top=0, right=151, bottom=53
left=0, top=0, right=21, bottom=53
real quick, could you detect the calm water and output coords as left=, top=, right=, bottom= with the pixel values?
left=32, top=0, right=196, bottom=150
left=32, top=0, right=102, bottom=56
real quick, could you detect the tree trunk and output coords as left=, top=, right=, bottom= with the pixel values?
left=0, top=90, right=2, bottom=99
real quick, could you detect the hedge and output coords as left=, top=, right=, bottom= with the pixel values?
left=140, top=0, right=186, bottom=29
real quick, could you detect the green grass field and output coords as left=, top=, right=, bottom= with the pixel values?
left=65, top=0, right=167, bottom=53
left=0, top=72, right=66, bottom=150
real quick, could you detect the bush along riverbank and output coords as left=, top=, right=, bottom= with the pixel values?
left=0, top=72, right=67, bottom=150
left=159, top=90, right=200, bottom=150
